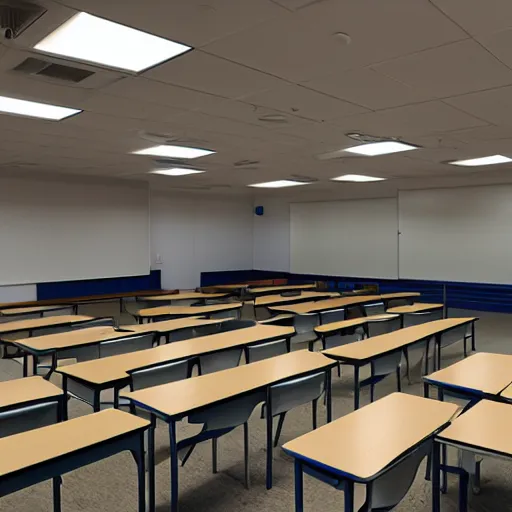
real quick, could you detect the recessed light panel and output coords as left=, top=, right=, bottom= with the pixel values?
left=133, top=145, right=215, bottom=159
left=344, top=141, right=417, bottom=156
left=332, top=174, right=386, bottom=182
left=0, top=95, right=81, bottom=120
left=150, top=168, right=204, bottom=176
left=449, top=155, right=512, bottom=167
left=249, top=180, right=308, bottom=188
left=35, top=12, right=191, bottom=72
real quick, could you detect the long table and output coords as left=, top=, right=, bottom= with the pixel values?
left=249, top=284, right=317, bottom=295
left=142, top=291, right=230, bottom=302
left=255, top=291, right=338, bottom=308
left=122, top=350, right=336, bottom=512
left=57, top=324, right=295, bottom=411
left=135, top=302, right=243, bottom=323
left=0, top=305, right=70, bottom=318
left=283, top=393, right=458, bottom=512
left=323, top=318, right=478, bottom=409
left=0, top=315, right=94, bottom=337
left=0, top=409, right=149, bottom=512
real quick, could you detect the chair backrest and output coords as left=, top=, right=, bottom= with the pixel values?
left=320, top=308, right=345, bottom=324
left=372, top=351, right=402, bottom=377
left=323, top=331, right=361, bottom=350
left=99, top=333, right=155, bottom=358
left=69, top=317, right=115, bottom=331
left=403, top=309, right=443, bottom=328
left=363, top=302, right=385, bottom=316
left=194, top=323, right=222, bottom=337
left=387, top=298, right=410, bottom=309
left=367, top=441, right=431, bottom=510
left=58, top=343, right=100, bottom=362
left=218, top=319, right=257, bottom=332
left=246, top=338, right=288, bottom=363
left=293, top=313, right=320, bottom=334
left=367, top=317, right=401, bottom=338
left=0, top=401, right=60, bottom=438
left=241, top=301, right=256, bottom=321
left=209, top=308, right=241, bottom=320
left=270, top=372, right=325, bottom=417
left=168, top=327, right=197, bottom=343
left=129, top=359, right=190, bottom=391
left=199, top=348, right=243, bottom=375
left=439, top=324, right=469, bottom=348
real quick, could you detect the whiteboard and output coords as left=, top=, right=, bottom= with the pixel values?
left=0, top=178, right=150, bottom=285
left=399, top=185, right=512, bottom=284
left=290, top=198, right=398, bottom=278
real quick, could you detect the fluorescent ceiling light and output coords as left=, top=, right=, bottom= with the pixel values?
left=449, top=154, right=512, bottom=167
left=133, top=145, right=215, bottom=159
left=0, top=95, right=81, bottom=120
left=332, top=174, right=386, bottom=182
left=150, top=168, right=204, bottom=176
left=249, top=180, right=308, bottom=188
left=344, top=141, right=417, bottom=156
left=34, top=12, right=191, bottom=72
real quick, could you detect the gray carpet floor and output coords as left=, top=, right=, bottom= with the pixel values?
left=1, top=304, right=512, bottom=511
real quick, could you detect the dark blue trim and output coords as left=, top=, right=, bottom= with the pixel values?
left=201, top=270, right=512, bottom=313
left=37, top=270, right=161, bottom=300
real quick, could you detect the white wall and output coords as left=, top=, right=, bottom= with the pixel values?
left=151, top=193, right=254, bottom=289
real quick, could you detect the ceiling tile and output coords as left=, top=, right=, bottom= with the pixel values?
left=331, top=101, right=487, bottom=137
left=372, top=40, right=512, bottom=99
left=144, top=50, right=282, bottom=99
left=302, top=67, right=433, bottom=110
left=478, top=29, right=512, bottom=71
left=242, top=83, right=368, bottom=121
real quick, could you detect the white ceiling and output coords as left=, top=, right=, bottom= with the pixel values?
left=2, top=0, right=512, bottom=197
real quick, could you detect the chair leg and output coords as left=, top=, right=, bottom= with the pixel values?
left=396, top=365, right=402, bottom=392
left=425, top=452, right=432, bottom=481
left=274, top=412, right=287, bottom=448
left=212, top=438, right=218, bottom=474
left=312, top=399, right=318, bottom=430
left=243, top=422, right=250, bottom=490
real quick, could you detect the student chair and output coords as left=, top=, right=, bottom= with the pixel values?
left=245, top=338, right=288, bottom=364
left=98, top=333, right=156, bottom=358
left=198, top=347, right=243, bottom=375
left=363, top=301, right=386, bottom=316
left=319, top=308, right=345, bottom=324
left=129, top=359, right=190, bottom=392
left=291, top=313, right=320, bottom=350
left=218, top=319, right=256, bottom=332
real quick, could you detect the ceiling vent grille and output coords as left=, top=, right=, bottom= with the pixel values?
left=0, top=0, right=46, bottom=39
left=13, top=57, right=95, bottom=83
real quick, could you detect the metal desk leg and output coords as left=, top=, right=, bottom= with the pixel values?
left=266, top=387, right=274, bottom=489
left=168, top=420, right=179, bottom=512
left=22, top=353, right=28, bottom=377
left=344, top=480, right=354, bottom=512
left=131, top=431, right=146, bottom=512
left=294, top=460, right=303, bottom=512
left=459, top=468, right=469, bottom=512
left=471, top=322, right=476, bottom=351
left=432, top=441, right=441, bottom=512
left=326, top=370, right=332, bottom=423
left=353, top=365, right=360, bottom=410
left=147, top=416, right=156, bottom=512
left=52, top=476, right=62, bottom=512
left=32, top=355, right=38, bottom=377
left=93, top=390, right=101, bottom=413
left=424, top=382, right=430, bottom=399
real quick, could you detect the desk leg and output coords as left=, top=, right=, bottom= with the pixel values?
left=424, top=382, right=430, bottom=399
left=168, top=420, right=179, bottom=512
left=22, top=353, right=28, bottom=377
left=148, top=416, right=156, bottom=512
left=326, top=370, right=332, bottom=423
left=344, top=480, right=354, bottom=512
left=353, top=366, right=360, bottom=410
left=471, top=322, right=476, bottom=351
left=432, top=441, right=441, bottom=512
left=93, top=390, right=101, bottom=413
left=266, top=386, right=273, bottom=490
left=424, top=338, right=431, bottom=376
left=32, top=355, right=38, bottom=377
left=52, top=476, right=62, bottom=512
left=294, top=460, right=303, bottom=512
left=129, top=431, right=146, bottom=512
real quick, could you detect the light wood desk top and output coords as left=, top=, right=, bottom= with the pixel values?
left=13, top=326, right=130, bottom=354
left=137, top=302, right=242, bottom=318
left=0, top=376, right=63, bottom=411
left=270, top=295, right=383, bottom=315
left=0, top=305, right=69, bottom=316
left=120, top=317, right=227, bottom=334
left=250, top=284, right=316, bottom=294
left=438, top=400, right=512, bottom=457
left=424, top=352, right=512, bottom=396
left=315, top=314, right=399, bottom=334
left=283, top=392, right=458, bottom=481
left=58, top=324, right=294, bottom=386
left=380, top=292, right=421, bottom=300
left=210, top=284, right=249, bottom=290
left=255, top=291, right=338, bottom=307
left=123, top=350, right=334, bottom=419
left=0, top=409, right=148, bottom=478
left=500, top=382, right=512, bottom=401
left=143, top=292, right=229, bottom=301
left=387, top=303, right=444, bottom=314
left=0, top=315, right=94, bottom=335
left=323, top=318, right=477, bottom=363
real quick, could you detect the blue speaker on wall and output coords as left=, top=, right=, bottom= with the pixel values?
left=255, top=206, right=264, bottom=216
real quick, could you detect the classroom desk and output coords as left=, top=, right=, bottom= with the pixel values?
left=283, top=392, right=458, bottom=512
left=314, top=314, right=399, bottom=336
left=122, top=350, right=336, bottom=512
left=135, top=302, right=243, bottom=322
left=434, top=400, right=512, bottom=512
left=323, top=318, right=478, bottom=409
left=0, top=305, right=70, bottom=317
left=142, top=291, right=230, bottom=302
left=380, top=292, right=421, bottom=301
left=12, top=326, right=136, bottom=378
left=0, top=315, right=94, bottom=337
left=249, top=284, right=317, bottom=295
left=255, top=291, right=338, bottom=307
left=269, top=295, right=383, bottom=315
left=58, top=324, right=295, bottom=411
left=423, top=352, right=512, bottom=402
left=0, top=409, right=149, bottom=512
left=387, top=303, right=444, bottom=315
left=0, top=376, right=66, bottom=420
left=209, top=283, right=249, bottom=291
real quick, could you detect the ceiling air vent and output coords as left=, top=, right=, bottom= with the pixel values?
left=0, top=0, right=46, bottom=39
left=13, top=57, right=95, bottom=83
